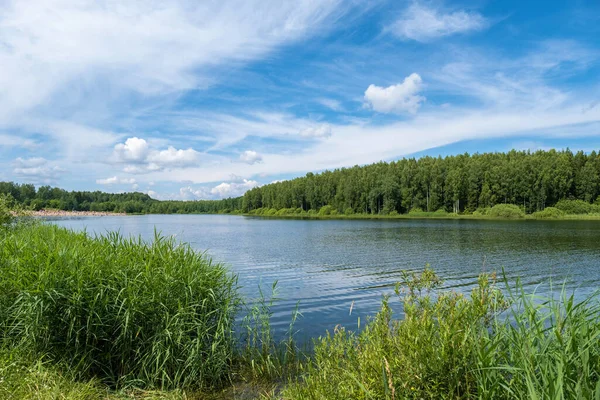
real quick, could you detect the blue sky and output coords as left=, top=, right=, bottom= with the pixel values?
left=1, top=0, right=599, bottom=199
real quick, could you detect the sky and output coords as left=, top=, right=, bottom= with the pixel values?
left=1, top=0, right=599, bottom=200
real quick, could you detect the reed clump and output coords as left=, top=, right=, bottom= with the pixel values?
left=283, top=268, right=600, bottom=400
left=0, top=223, right=240, bottom=391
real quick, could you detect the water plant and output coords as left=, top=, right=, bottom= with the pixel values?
left=0, top=223, right=240, bottom=390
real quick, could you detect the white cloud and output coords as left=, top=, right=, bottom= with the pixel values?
left=0, top=0, right=349, bottom=122
left=96, top=176, right=137, bottom=185
left=147, top=146, right=199, bottom=167
left=300, top=124, right=332, bottom=138
left=240, top=150, right=263, bottom=164
left=317, top=98, right=344, bottom=111
left=364, top=73, right=425, bottom=114
left=114, top=137, right=150, bottom=163
left=113, top=137, right=200, bottom=173
left=210, top=179, right=260, bottom=198
left=12, top=157, right=65, bottom=182
left=390, top=4, right=487, bottom=42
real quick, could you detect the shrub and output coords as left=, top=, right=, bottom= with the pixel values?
left=408, top=207, right=424, bottom=214
left=487, top=204, right=525, bottom=219
left=532, top=207, right=565, bottom=219
left=473, top=207, right=491, bottom=216
left=0, top=195, right=14, bottom=226
left=283, top=268, right=507, bottom=399
left=344, top=208, right=354, bottom=216
left=555, top=199, right=595, bottom=215
left=0, top=224, right=239, bottom=390
left=434, top=208, right=448, bottom=215
left=318, top=205, right=334, bottom=216
left=389, top=210, right=399, bottom=216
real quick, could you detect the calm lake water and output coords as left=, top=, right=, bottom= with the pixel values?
left=51, top=215, right=600, bottom=339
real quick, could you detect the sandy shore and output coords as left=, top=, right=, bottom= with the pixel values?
left=21, top=209, right=126, bottom=217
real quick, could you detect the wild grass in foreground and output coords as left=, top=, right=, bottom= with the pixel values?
left=0, top=223, right=240, bottom=391
left=283, top=269, right=600, bottom=400
left=2, top=214, right=600, bottom=399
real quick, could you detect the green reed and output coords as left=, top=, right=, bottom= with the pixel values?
left=0, top=223, right=240, bottom=390
left=282, top=268, right=600, bottom=400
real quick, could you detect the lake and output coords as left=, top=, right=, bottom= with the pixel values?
left=51, top=215, right=600, bottom=340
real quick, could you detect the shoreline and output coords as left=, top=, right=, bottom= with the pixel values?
left=22, top=209, right=126, bottom=217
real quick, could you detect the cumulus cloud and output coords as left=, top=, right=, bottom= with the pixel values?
left=96, top=176, right=137, bottom=185
left=113, top=137, right=200, bottom=173
left=300, top=124, right=332, bottom=138
left=176, top=178, right=260, bottom=200
left=390, top=4, right=487, bottom=42
left=113, top=137, right=150, bottom=163
left=12, top=157, right=65, bottom=182
left=147, top=146, right=199, bottom=167
left=240, top=150, right=263, bottom=164
left=364, top=73, right=425, bottom=114
left=210, top=179, right=260, bottom=198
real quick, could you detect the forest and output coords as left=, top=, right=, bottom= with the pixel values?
left=0, top=182, right=242, bottom=214
left=242, top=149, right=600, bottom=214
left=3, top=149, right=600, bottom=216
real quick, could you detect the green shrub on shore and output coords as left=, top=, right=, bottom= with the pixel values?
left=555, top=199, right=600, bottom=215
left=487, top=204, right=525, bottom=219
left=0, top=194, right=15, bottom=226
left=532, top=206, right=565, bottom=219
left=283, top=268, right=507, bottom=399
left=0, top=224, right=240, bottom=390
left=283, top=269, right=600, bottom=400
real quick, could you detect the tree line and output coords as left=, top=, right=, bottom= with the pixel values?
left=242, top=149, right=600, bottom=214
left=4, top=149, right=600, bottom=216
left=0, top=182, right=242, bottom=214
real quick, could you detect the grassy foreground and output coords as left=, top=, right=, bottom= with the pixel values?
left=1, top=215, right=600, bottom=398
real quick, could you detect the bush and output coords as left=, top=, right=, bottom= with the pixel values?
left=283, top=268, right=600, bottom=400
left=408, top=207, right=424, bottom=214
left=283, top=268, right=507, bottom=399
left=434, top=208, right=448, bottom=215
left=0, top=224, right=239, bottom=390
left=488, top=204, right=525, bottom=219
left=389, top=210, right=399, bottom=216
left=473, top=207, right=491, bottom=216
left=532, top=207, right=565, bottom=219
left=318, top=205, right=334, bottom=216
left=555, top=199, right=596, bottom=215
left=0, top=195, right=14, bottom=226
left=344, top=208, right=354, bottom=216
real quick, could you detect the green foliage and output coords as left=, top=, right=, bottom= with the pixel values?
left=0, top=194, right=14, bottom=226
left=555, top=199, right=600, bottom=215
left=0, top=181, right=241, bottom=214
left=318, top=205, right=334, bottom=216
left=244, top=149, right=600, bottom=215
left=0, top=348, right=109, bottom=400
left=473, top=207, right=491, bottom=216
left=239, top=282, right=303, bottom=384
left=283, top=269, right=600, bottom=400
left=487, top=204, right=525, bottom=219
left=344, top=208, right=355, bottom=215
left=474, top=284, right=600, bottom=399
left=283, top=268, right=507, bottom=399
left=0, top=223, right=240, bottom=390
left=532, top=206, right=566, bottom=219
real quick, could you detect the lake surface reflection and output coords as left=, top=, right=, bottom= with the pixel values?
left=52, top=215, right=600, bottom=340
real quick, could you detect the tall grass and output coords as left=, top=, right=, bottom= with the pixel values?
left=282, top=268, right=600, bottom=400
left=0, top=223, right=240, bottom=390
